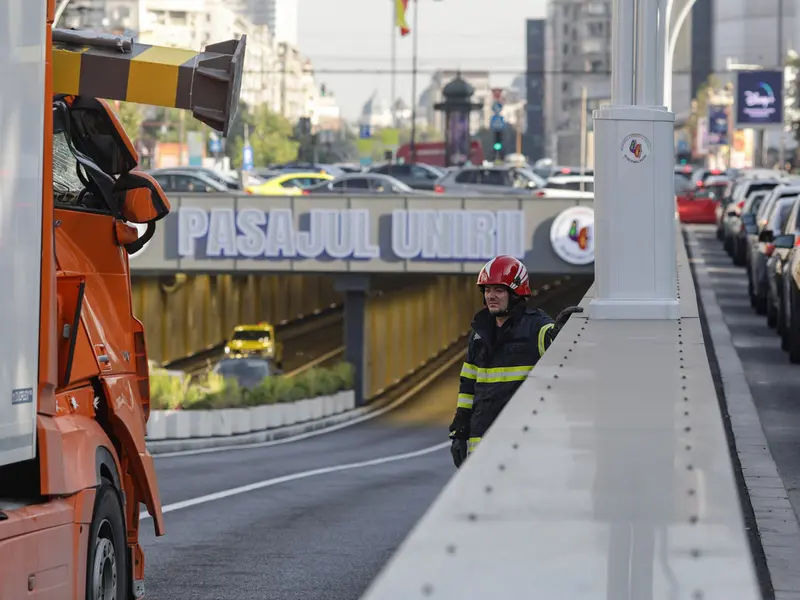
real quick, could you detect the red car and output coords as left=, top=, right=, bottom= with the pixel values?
left=677, top=178, right=729, bottom=224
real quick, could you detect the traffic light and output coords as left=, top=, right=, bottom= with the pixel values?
left=493, top=131, right=503, bottom=157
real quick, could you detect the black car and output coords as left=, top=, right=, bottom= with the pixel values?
left=368, top=162, right=444, bottom=191
left=212, top=357, right=281, bottom=390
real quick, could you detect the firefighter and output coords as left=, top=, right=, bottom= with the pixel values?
left=448, top=255, right=583, bottom=468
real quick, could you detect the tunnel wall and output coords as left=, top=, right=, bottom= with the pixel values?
left=132, top=274, right=341, bottom=364
left=363, top=276, right=483, bottom=400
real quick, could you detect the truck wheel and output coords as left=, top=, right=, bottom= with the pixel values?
left=86, top=480, right=128, bottom=600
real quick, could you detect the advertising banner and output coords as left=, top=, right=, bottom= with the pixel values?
left=735, top=70, right=784, bottom=128
left=707, top=105, right=729, bottom=146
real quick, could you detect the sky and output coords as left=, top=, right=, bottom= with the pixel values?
left=296, top=0, right=548, bottom=122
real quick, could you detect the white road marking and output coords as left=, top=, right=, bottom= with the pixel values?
left=153, top=348, right=465, bottom=459
left=140, top=442, right=450, bottom=520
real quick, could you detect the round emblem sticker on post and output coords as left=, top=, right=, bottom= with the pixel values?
left=550, top=206, right=595, bottom=265
left=620, top=133, right=651, bottom=164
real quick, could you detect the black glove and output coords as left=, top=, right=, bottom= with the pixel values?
left=450, top=438, right=468, bottom=468
left=448, top=407, right=471, bottom=440
left=554, top=306, right=584, bottom=331
left=448, top=407, right=471, bottom=468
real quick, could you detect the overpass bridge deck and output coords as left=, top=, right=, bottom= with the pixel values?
left=361, top=233, right=764, bottom=599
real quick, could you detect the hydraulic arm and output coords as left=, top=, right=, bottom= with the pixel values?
left=51, top=28, right=245, bottom=134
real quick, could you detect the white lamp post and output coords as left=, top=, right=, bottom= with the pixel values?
left=588, top=0, right=679, bottom=320
left=663, top=0, right=699, bottom=110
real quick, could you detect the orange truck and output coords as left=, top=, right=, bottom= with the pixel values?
left=0, top=2, right=245, bottom=598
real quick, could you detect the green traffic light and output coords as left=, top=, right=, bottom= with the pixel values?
left=493, top=142, right=502, bottom=151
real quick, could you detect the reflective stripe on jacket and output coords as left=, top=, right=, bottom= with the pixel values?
left=456, top=303, right=556, bottom=438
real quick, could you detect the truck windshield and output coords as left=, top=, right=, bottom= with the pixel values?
left=53, top=133, right=83, bottom=200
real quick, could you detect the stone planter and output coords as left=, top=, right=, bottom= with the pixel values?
left=146, top=390, right=356, bottom=441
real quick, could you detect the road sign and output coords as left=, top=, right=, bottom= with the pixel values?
left=359, top=124, right=371, bottom=139
left=209, top=137, right=221, bottom=153
left=242, top=144, right=253, bottom=171
left=490, top=114, right=505, bottom=131
left=492, top=101, right=503, bottom=115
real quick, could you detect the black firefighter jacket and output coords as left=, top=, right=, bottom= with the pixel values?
left=457, top=303, right=557, bottom=439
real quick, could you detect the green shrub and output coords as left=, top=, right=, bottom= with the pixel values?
left=148, top=361, right=355, bottom=410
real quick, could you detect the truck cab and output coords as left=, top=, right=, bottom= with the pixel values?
left=0, top=3, right=245, bottom=598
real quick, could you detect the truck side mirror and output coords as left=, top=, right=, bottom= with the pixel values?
left=114, top=171, right=171, bottom=224
left=112, top=171, right=171, bottom=255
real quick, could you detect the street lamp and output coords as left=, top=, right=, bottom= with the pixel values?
left=661, top=0, right=699, bottom=110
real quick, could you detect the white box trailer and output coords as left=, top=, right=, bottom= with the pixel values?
left=0, top=0, right=46, bottom=468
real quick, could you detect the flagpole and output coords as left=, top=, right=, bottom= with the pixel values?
left=391, top=0, right=397, bottom=129
left=409, top=0, right=419, bottom=163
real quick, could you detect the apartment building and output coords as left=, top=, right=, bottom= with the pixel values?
left=236, top=0, right=298, bottom=45
left=544, top=0, right=611, bottom=166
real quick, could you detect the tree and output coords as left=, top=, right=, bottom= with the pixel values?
left=110, top=101, right=145, bottom=143
left=226, top=103, right=299, bottom=168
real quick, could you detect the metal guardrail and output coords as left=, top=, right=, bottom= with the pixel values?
left=284, top=347, right=344, bottom=378
left=360, top=231, right=762, bottom=600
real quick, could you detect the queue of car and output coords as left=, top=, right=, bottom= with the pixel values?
left=144, top=159, right=596, bottom=200
left=708, top=168, right=800, bottom=363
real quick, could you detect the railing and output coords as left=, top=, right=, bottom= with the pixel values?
left=360, top=230, right=762, bottom=599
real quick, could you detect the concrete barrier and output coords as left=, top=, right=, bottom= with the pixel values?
left=146, top=391, right=355, bottom=441
left=360, top=229, right=763, bottom=599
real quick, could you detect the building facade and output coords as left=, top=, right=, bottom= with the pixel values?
left=524, top=19, right=547, bottom=162
left=544, top=0, right=612, bottom=166
left=236, top=0, right=298, bottom=45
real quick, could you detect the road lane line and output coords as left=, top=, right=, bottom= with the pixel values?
left=140, top=441, right=450, bottom=520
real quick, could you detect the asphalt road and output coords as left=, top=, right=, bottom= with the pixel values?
left=689, top=225, right=800, bottom=517
left=138, top=282, right=590, bottom=600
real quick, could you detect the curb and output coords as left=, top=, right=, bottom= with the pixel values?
left=684, top=226, right=800, bottom=600
left=147, top=404, right=371, bottom=455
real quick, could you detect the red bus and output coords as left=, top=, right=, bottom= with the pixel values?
left=396, top=141, right=484, bottom=167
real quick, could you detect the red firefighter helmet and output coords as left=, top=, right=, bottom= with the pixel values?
left=476, top=255, right=531, bottom=297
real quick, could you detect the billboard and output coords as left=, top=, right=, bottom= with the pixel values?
left=707, top=104, right=729, bottom=146
left=734, top=70, right=784, bottom=128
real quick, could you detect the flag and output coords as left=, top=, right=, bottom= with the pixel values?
left=395, top=0, right=410, bottom=36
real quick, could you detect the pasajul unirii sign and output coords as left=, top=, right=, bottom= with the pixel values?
left=176, top=207, right=526, bottom=262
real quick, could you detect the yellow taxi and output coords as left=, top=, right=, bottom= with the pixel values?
left=246, top=172, right=332, bottom=195
left=224, top=323, right=284, bottom=365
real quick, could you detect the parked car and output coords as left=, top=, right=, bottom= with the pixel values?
left=246, top=171, right=332, bottom=195
left=766, top=197, right=800, bottom=341
left=303, top=172, right=420, bottom=195
left=545, top=174, right=594, bottom=193
left=151, top=166, right=244, bottom=191
left=146, top=168, right=234, bottom=194
left=368, top=162, right=444, bottom=191
left=748, top=192, right=800, bottom=314
left=729, top=190, right=770, bottom=266
left=434, top=165, right=593, bottom=199
left=676, top=178, right=727, bottom=224
left=776, top=227, right=800, bottom=362
left=769, top=210, right=800, bottom=362
left=722, top=178, right=781, bottom=257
